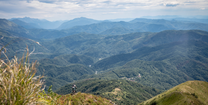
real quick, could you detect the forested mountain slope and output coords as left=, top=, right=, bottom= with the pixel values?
left=36, top=30, right=208, bottom=91
left=0, top=28, right=48, bottom=60
left=42, top=32, right=151, bottom=61
left=91, top=40, right=208, bottom=90
left=0, top=19, right=35, bottom=39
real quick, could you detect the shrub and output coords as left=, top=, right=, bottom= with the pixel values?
left=0, top=51, right=44, bottom=105
left=191, top=93, right=198, bottom=98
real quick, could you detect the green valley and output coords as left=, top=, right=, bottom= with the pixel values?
left=1, top=17, right=208, bottom=104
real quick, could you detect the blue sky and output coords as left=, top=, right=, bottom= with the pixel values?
left=0, top=0, right=207, bottom=21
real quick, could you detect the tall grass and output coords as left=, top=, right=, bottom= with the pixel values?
left=0, top=48, right=113, bottom=105
left=0, top=50, right=44, bottom=105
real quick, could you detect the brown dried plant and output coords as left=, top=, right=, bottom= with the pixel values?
left=0, top=48, right=44, bottom=105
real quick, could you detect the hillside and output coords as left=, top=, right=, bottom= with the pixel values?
left=62, top=21, right=168, bottom=34
left=91, top=40, right=208, bottom=90
left=42, top=32, right=151, bottom=61
left=0, top=19, right=26, bottom=31
left=38, top=54, right=94, bottom=66
left=10, top=19, right=41, bottom=29
left=38, top=63, right=95, bottom=90
left=56, top=79, right=162, bottom=105
left=10, top=17, right=65, bottom=29
left=139, top=80, right=208, bottom=105
left=61, top=19, right=208, bottom=35
left=0, top=28, right=49, bottom=60
left=0, top=19, right=35, bottom=39
left=37, top=30, right=208, bottom=91
left=28, top=28, right=68, bottom=40
left=130, top=18, right=208, bottom=31
left=139, top=30, right=208, bottom=47
left=36, top=54, right=97, bottom=90
left=99, top=27, right=135, bottom=35
left=42, top=30, right=208, bottom=61
left=52, top=92, right=115, bottom=105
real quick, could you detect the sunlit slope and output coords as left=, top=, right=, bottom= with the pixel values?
left=39, top=92, right=115, bottom=105
left=139, top=80, right=208, bottom=105
left=56, top=79, right=162, bottom=105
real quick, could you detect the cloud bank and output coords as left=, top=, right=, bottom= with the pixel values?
left=0, top=0, right=207, bottom=21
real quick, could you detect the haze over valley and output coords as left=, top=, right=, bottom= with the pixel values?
left=1, top=0, right=208, bottom=104
left=1, top=16, right=208, bottom=104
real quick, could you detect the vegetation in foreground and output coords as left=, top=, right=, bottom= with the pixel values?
left=139, top=80, right=208, bottom=105
left=0, top=50, right=113, bottom=105
left=39, top=86, right=114, bottom=105
left=0, top=50, right=44, bottom=104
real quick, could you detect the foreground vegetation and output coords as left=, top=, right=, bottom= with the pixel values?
left=0, top=51, right=113, bottom=105
left=0, top=51, right=44, bottom=104
left=39, top=86, right=114, bottom=105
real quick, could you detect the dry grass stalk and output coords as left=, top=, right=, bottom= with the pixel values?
left=0, top=50, right=44, bottom=105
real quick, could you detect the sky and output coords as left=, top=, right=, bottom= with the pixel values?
left=0, top=0, right=207, bottom=21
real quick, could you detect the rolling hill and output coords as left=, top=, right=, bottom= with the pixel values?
left=28, top=28, right=68, bottom=40
left=38, top=63, right=95, bottom=91
left=55, top=92, right=115, bottom=105
left=0, top=19, right=35, bottom=39
left=139, top=80, right=208, bottom=105
left=36, top=54, right=96, bottom=90
left=42, top=32, right=151, bottom=61
left=56, top=79, right=162, bottom=105
left=91, top=40, right=208, bottom=90
left=37, top=30, right=208, bottom=91
left=0, top=28, right=48, bottom=60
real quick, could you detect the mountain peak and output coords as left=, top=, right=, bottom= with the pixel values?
left=57, top=17, right=100, bottom=30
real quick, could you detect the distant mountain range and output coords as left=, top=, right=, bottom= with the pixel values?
left=8, top=17, right=208, bottom=32
left=10, top=19, right=41, bottom=29
left=1, top=16, right=208, bottom=104
left=57, top=17, right=101, bottom=30
left=10, top=17, right=65, bottom=29
left=61, top=19, right=208, bottom=35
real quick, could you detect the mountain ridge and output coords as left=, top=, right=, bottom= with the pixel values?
left=139, top=80, right=208, bottom=105
left=57, top=17, right=101, bottom=30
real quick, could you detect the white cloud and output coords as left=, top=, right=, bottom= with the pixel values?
left=201, top=8, right=205, bottom=10
left=0, top=0, right=207, bottom=20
